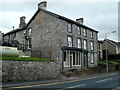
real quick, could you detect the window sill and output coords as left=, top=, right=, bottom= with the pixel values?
left=27, top=48, right=31, bottom=50
left=72, top=65, right=82, bottom=66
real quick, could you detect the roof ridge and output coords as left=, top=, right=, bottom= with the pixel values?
left=39, top=8, right=98, bottom=32
left=3, top=7, right=98, bottom=36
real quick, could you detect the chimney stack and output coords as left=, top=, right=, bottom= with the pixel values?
left=19, top=16, right=26, bottom=28
left=38, top=1, right=47, bottom=10
left=76, top=18, right=84, bottom=24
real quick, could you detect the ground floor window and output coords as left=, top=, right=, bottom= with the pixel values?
left=64, top=51, right=70, bottom=67
left=73, top=52, right=81, bottom=66
left=64, top=51, right=81, bottom=67
left=91, top=53, right=94, bottom=64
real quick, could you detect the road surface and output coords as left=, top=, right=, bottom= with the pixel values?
left=3, top=72, right=120, bottom=90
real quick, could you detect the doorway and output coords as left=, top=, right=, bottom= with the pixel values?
left=64, top=51, right=73, bottom=68
left=83, top=53, right=88, bottom=69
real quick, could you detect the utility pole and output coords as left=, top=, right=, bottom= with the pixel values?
left=105, top=31, right=116, bottom=72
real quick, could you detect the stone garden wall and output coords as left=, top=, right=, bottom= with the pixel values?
left=2, top=60, right=61, bottom=82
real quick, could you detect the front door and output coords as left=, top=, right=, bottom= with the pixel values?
left=83, top=53, right=88, bottom=69
left=64, top=51, right=73, bottom=68
left=70, top=52, right=73, bottom=69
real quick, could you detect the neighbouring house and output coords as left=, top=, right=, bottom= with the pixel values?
left=3, top=1, right=99, bottom=70
left=102, top=39, right=120, bottom=55
left=98, top=40, right=103, bottom=60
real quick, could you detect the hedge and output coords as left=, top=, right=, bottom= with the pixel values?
left=103, top=54, right=120, bottom=61
left=1, top=57, right=56, bottom=61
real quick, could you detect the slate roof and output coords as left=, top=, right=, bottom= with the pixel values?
left=3, top=8, right=98, bottom=36
left=103, top=39, right=120, bottom=47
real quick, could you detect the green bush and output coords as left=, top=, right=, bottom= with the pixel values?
left=89, top=66, right=102, bottom=72
left=1, top=57, right=56, bottom=61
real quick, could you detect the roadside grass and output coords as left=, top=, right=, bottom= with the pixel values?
left=1, top=56, right=56, bottom=61
left=99, top=60, right=120, bottom=65
left=90, top=60, right=120, bottom=72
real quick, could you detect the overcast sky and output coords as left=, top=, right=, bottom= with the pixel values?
left=0, top=0, right=119, bottom=41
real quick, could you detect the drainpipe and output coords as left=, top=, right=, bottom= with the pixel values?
left=61, top=50, right=64, bottom=71
left=70, top=52, right=72, bottom=70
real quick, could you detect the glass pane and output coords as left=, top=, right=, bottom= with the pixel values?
left=78, top=39, right=81, bottom=48
left=77, top=27, right=81, bottom=34
left=67, top=36, right=72, bottom=47
left=91, top=53, right=94, bottom=63
left=83, top=29, right=86, bottom=36
left=68, top=23, right=72, bottom=32
left=84, top=40, right=87, bottom=49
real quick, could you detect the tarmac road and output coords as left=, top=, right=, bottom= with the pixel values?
left=2, top=72, right=120, bottom=90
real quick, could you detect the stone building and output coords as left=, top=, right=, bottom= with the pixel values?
left=3, top=1, right=98, bottom=70
left=98, top=40, right=103, bottom=60
left=102, top=39, right=120, bottom=55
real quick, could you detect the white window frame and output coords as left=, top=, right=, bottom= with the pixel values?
left=90, top=31, right=93, bottom=38
left=72, top=52, right=81, bottom=66
left=77, top=26, right=81, bottom=34
left=91, top=53, right=94, bottom=64
left=83, top=40, right=87, bottom=50
left=28, top=28, right=32, bottom=36
left=67, top=36, right=72, bottom=47
left=83, top=28, right=87, bottom=36
left=67, top=23, right=72, bottom=32
left=90, top=41, right=94, bottom=50
left=64, top=51, right=71, bottom=67
left=77, top=38, right=81, bottom=48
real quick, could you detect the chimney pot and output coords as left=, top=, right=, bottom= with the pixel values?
left=38, top=1, right=47, bottom=10
left=76, top=18, right=84, bottom=24
left=19, top=16, right=26, bottom=28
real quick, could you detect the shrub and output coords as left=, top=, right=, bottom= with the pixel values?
left=89, top=66, right=103, bottom=72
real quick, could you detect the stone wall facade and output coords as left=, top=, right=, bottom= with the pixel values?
left=2, top=60, right=61, bottom=82
left=28, top=10, right=98, bottom=69
left=3, top=3, right=99, bottom=70
left=102, top=41, right=117, bottom=55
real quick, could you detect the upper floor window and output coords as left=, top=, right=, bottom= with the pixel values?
left=23, top=30, right=26, bottom=36
left=67, top=36, right=72, bottom=47
left=83, top=28, right=87, bottom=36
left=90, top=41, right=94, bottom=50
left=28, top=28, right=32, bottom=36
left=28, top=38, right=32, bottom=49
left=67, top=23, right=72, bottom=32
left=90, top=31, right=93, bottom=38
left=77, top=38, right=81, bottom=48
left=83, top=39, right=87, bottom=49
left=77, top=26, right=81, bottom=35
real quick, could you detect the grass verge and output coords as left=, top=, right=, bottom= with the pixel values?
left=1, top=57, right=56, bottom=61
left=99, top=60, right=120, bottom=65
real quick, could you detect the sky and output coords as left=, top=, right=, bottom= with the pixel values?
left=0, top=0, right=119, bottom=41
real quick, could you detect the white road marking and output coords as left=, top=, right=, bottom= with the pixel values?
left=67, top=84, right=86, bottom=88
left=96, top=78, right=112, bottom=83
left=58, top=84, right=85, bottom=90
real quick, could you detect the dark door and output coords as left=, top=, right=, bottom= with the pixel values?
left=83, top=53, right=88, bottom=69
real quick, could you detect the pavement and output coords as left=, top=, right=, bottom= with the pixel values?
left=2, top=72, right=120, bottom=90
